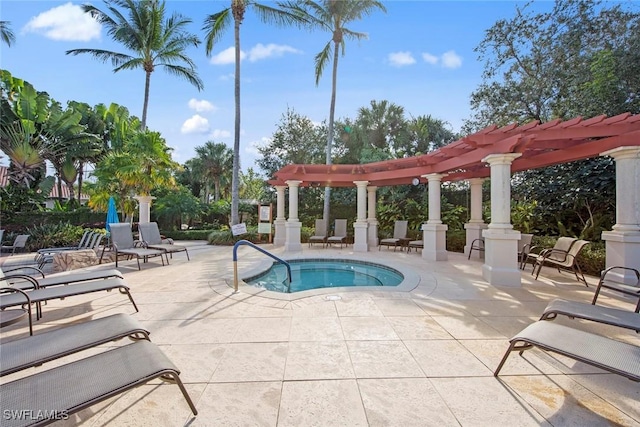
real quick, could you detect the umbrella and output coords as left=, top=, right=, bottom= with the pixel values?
left=106, top=196, right=119, bottom=233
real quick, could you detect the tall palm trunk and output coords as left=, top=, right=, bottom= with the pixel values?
left=231, top=14, right=242, bottom=225
left=323, top=41, right=340, bottom=224
left=142, top=69, right=152, bottom=129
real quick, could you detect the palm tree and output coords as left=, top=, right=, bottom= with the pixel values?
left=194, top=141, right=233, bottom=203
left=0, top=21, right=15, bottom=46
left=66, top=0, right=203, bottom=129
left=203, top=0, right=302, bottom=225
left=280, top=0, right=386, bottom=223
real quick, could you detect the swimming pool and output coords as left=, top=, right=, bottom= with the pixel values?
left=244, top=258, right=404, bottom=293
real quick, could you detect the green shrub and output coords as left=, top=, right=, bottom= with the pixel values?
left=162, top=229, right=216, bottom=241
left=4, top=223, right=101, bottom=252
left=446, top=229, right=466, bottom=253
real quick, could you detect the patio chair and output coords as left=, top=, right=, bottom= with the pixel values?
left=138, top=222, right=190, bottom=261
left=591, top=266, right=640, bottom=313
left=1, top=313, right=150, bottom=377
left=517, top=233, right=534, bottom=269
left=532, top=239, right=590, bottom=286
left=523, top=236, right=577, bottom=271
left=326, top=219, right=348, bottom=248
left=109, top=223, right=167, bottom=270
left=1, top=234, right=29, bottom=256
left=540, top=298, right=640, bottom=332
left=494, top=321, right=640, bottom=381
left=37, top=230, right=92, bottom=255
left=2, top=266, right=123, bottom=289
left=467, top=238, right=485, bottom=260
left=0, top=287, right=33, bottom=336
left=36, top=231, right=105, bottom=268
left=308, top=219, right=328, bottom=247
left=0, top=340, right=198, bottom=424
left=379, top=220, right=408, bottom=251
left=408, top=239, right=423, bottom=253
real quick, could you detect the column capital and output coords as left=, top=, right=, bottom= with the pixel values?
left=367, top=185, right=378, bottom=192
left=468, top=178, right=485, bottom=186
left=600, top=146, right=640, bottom=160
left=353, top=180, right=369, bottom=187
left=285, top=180, right=302, bottom=188
left=275, top=185, right=287, bottom=191
left=481, top=153, right=522, bottom=165
left=421, top=173, right=446, bottom=182
left=134, top=195, right=156, bottom=202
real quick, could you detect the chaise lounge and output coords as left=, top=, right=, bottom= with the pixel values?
left=138, top=222, right=190, bottom=261
left=108, top=223, right=167, bottom=270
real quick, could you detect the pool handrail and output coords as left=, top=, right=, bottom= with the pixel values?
left=232, top=240, right=292, bottom=292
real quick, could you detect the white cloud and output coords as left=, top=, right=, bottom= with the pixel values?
left=388, top=51, right=416, bottom=67
left=422, top=52, right=439, bottom=65
left=210, top=47, right=245, bottom=65
left=23, top=3, right=101, bottom=41
left=188, top=98, right=216, bottom=113
left=441, top=50, right=462, bottom=69
left=246, top=137, right=270, bottom=156
left=210, top=129, right=231, bottom=139
left=248, top=43, right=301, bottom=62
left=181, top=115, right=210, bottom=134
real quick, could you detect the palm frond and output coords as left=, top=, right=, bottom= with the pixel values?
left=203, top=9, right=232, bottom=56
left=314, top=42, right=332, bottom=86
left=160, top=64, right=204, bottom=91
left=66, top=48, right=135, bottom=69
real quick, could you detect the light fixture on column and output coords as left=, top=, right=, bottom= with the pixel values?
left=412, top=177, right=420, bottom=186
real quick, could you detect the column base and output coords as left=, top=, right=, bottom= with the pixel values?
left=421, top=223, right=448, bottom=261
left=602, top=230, right=640, bottom=285
left=273, top=219, right=286, bottom=247
left=367, top=220, right=378, bottom=247
left=481, top=228, right=521, bottom=287
left=353, top=222, right=369, bottom=252
left=284, top=221, right=302, bottom=252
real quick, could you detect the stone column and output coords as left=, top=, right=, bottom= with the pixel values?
left=367, top=186, right=379, bottom=247
left=464, top=178, right=488, bottom=259
left=273, top=185, right=287, bottom=246
left=134, top=195, right=155, bottom=224
left=481, top=154, right=522, bottom=286
left=353, top=180, right=369, bottom=252
left=601, top=146, right=640, bottom=285
left=284, top=180, right=302, bottom=252
left=421, top=173, right=448, bottom=261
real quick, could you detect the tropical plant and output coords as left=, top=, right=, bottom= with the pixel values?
left=280, top=0, right=386, bottom=223
left=67, top=0, right=203, bottom=129
left=151, top=185, right=203, bottom=230
left=0, top=21, right=15, bottom=46
left=193, top=141, right=233, bottom=203
left=203, top=0, right=302, bottom=226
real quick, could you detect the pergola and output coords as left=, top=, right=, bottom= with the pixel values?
left=268, top=113, right=640, bottom=287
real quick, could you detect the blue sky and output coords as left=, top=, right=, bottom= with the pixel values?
left=1, top=0, right=554, bottom=173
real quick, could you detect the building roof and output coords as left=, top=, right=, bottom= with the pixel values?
left=269, top=113, right=640, bottom=187
left=0, top=165, right=88, bottom=201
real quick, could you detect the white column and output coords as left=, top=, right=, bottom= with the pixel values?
left=421, top=173, right=448, bottom=261
left=353, top=180, right=369, bottom=252
left=273, top=185, right=287, bottom=246
left=601, top=146, right=640, bottom=285
left=481, top=154, right=522, bottom=286
left=464, top=178, right=488, bottom=259
left=284, top=180, right=302, bottom=252
left=367, top=186, right=379, bottom=247
left=134, top=195, right=155, bottom=224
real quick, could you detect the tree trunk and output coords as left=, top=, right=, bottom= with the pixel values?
left=141, top=70, right=151, bottom=129
left=230, top=18, right=241, bottom=225
left=77, top=162, right=84, bottom=204
left=323, top=41, right=340, bottom=226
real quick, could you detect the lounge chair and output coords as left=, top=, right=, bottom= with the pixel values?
left=592, top=266, right=640, bottom=313
left=109, top=223, right=167, bottom=270
left=408, top=240, right=423, bottom=252
left=36, top=231, right=105, bottom=268
left=308, top=219, right=328, bottom=247
left=326, top=219, right=348, bottom=248
left=1, top=234, right=29, bottom=256
left=532, top=239, right=590, bottom=285
left=0, top=287, right=33, bottom=336
left=2, top=266, right=124, bottom=289
left=494, top=321, right=640, bottom=381
left=379, top=220, right=408, bottom=251
left=138, top=222, right=190, bottom=261
left=0, top=276, right=139, bottom=320
left=1, top=313, right=150, bottom=376
left=540, top=298, right=640, bottom=332
left=0, top=340, right=198, bottom=425
left=523, top=236, right=576, bottom=271
left=36, top=230, right=92, bottom=255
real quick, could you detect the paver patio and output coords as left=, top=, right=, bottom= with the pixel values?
left=1, top=241, right=638, bottom=426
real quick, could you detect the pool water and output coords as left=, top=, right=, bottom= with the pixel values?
left=245, top=259, right=404, bottom=293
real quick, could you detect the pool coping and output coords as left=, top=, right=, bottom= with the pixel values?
left=231, top=253, right=422, bottom=301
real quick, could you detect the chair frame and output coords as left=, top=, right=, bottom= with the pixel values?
left=592, top=266, right=640, bottom=313
left=378, top=220, right=408, bottom=251
left=1, top=234, right=29, bottom=256
left=326, top=219, right=348, bottom=248
left=308, top=219, right=328, bottom=248
left=138, top=222, right=190, bottom=261
left=108, top=223, right=167, bottom=270
left=532, top=239, right=589, bottom=286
